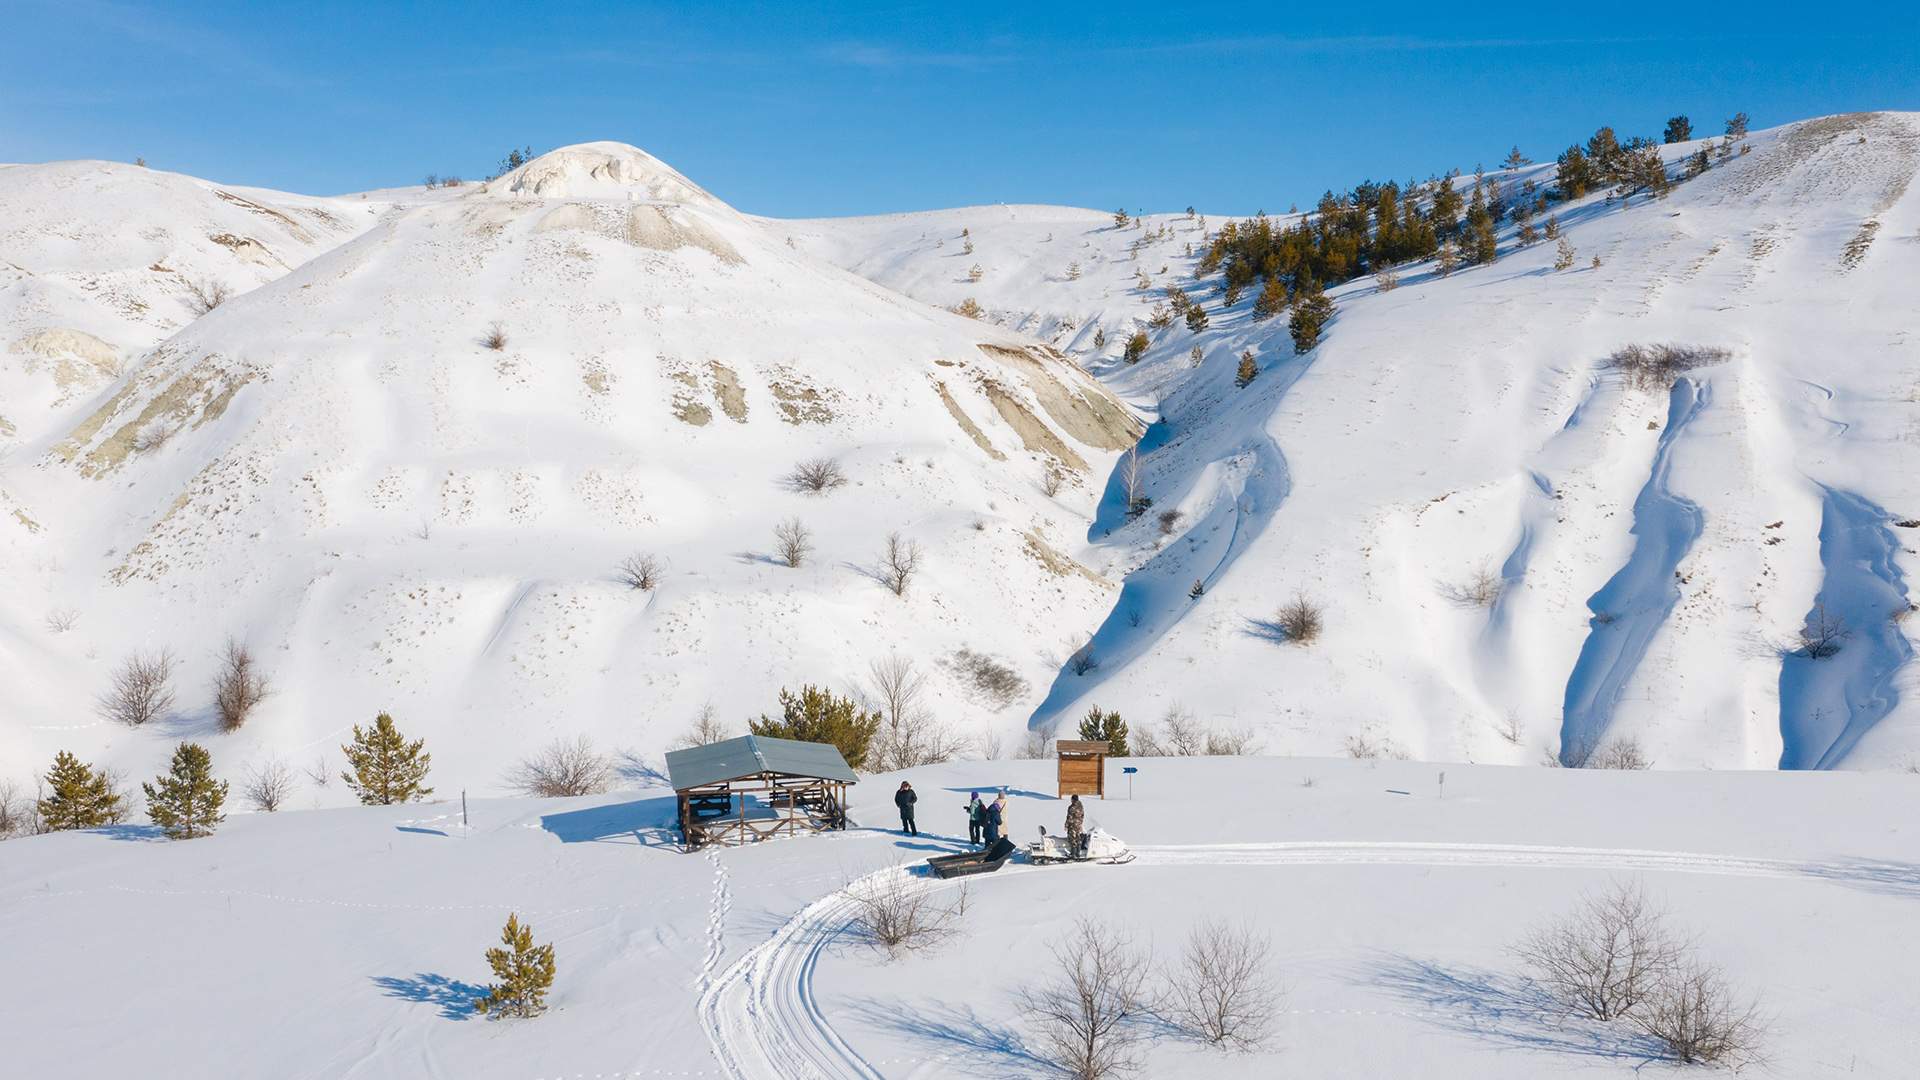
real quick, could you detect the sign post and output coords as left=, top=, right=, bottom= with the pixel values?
left=1122, top=766, right=1138, bottom=800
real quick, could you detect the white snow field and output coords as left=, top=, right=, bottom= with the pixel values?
left=4, top=757, right=1918, bottom=1077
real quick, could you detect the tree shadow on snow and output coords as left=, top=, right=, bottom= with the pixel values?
left=93, top=823, right=169, bottom=842
left=1801, top=856, right=1920, bottom=899
left=539, top=795, right=681, bottom=847
left=1356, top=952, right=1661, bottom=1063
left=845, top=997, right=1063, bottom=1077
left=371, top=973, right=487, bottom=1021
left=1241, top=617, right=1292, bottom=644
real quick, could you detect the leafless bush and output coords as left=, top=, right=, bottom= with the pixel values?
left=304, top=755, right=332, bottom=788
left=879, top=532, right=923, bottom=596
left=0, top=779, right=47, bottom=838
left=845, top=869, right=966, bottom=957
left=1016, top=729, right=1055, bottom=759
left=100, top=649, right=176, bottom=727
left=183, top=278, right=231, bottom=315
left=1163, top=920, right=1280, bottom=1049
left=1633, top=959, right=1766, bottom=1067
left=131, top=417, right=182, bottom=454
left=773, top=517, right=813, bottom=567
left=1442, top=565, right=1505, bottom=608
left=1042, top=469, right=1065, bottom=497
left=1797, top=600, right=1848, bottom=659
left=1373, top=260, right=1401, bottom=292
left=1157, top=509, right=1183, bottom=535
left=1566, top=734, right=1653, bottom=770
left=241, top=758, right=296, bottom=812
left=1513, top=880, right=1685, bottom=1021
left=482, top=321, right=508, bottom=351
left=44, top=608, right=79, bottom=634
left=1604, top=343, right=1731, bottom=392
left=1274, top=595, right=1323, bottom=644
left=786, top=457, right=848, bottom=493
left=865, top=655, right=964, bottom=770
left=1204, top=726, right=1263, bottom=756
left=213, top=637, right=270, bottom=731
left=952, top=648, right=1027, bottom=709
left=508, top=735, right=614, bottom=798
left=617, top=552, right=662, bottom=591
left=1023, top=916, right=1156, bottom=1078
left=671, top=703, right=733, bottom=749
left=1068, top=641, right=1099, bottom=675
left=1495, top=710, right=1525, bottom=746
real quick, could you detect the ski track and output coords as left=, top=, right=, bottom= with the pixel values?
left=695, top=839, right=1866, bottom=1080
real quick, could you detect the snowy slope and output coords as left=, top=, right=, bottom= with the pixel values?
left=795, top=113, right=1920, bottom=771
left=0, top=143, right=1140, bottom=796
left=3, top=756, right=1916, bottom=1077
left=0, top=160, right=391, bottom=451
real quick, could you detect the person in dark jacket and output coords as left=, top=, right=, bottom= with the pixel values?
left=984, top=794, right=1005, bottom=844
left=1064, top=794, right=1085, bottom=858
left=964, top=791, right=986, bottom=846
left=894, top=781, right=918, bottom=836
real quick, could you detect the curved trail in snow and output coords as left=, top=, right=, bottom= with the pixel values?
left=697, top=839, right=1864, bottom=1080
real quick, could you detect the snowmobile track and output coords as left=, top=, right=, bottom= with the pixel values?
left=697, top=839, right=1852, bottom=1080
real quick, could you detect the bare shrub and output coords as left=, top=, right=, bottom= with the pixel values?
left=1157, top=509, right=1183, bottom=536
left=617, top=552, right=662, bottom=591
left=509, top=735, right=614, bottom=798
left=878, top=532, right=923, bottom=597
left=1633, top=959, right=1766, bottom=1067
left=1495, top=710, right=1525, bottom=746
left=304, top=755, right=333, bottom=788
left=213, top=637, right=270, bottom=731
left=1566, top=735, right=1653, bottom=770
left=785, top=457, right=848, bottom=494
left=1163, top=919, right=1280, bottom=1049
left=846, top=868, right=966, bottom=957
left=1513, top=880, right=1684, bottom=1022
left=773, top=517, right=813, bottom=568
left=1068, top=641, right=1099, bottom=675
left=1604, top=343, right=1731, bottom=392
left=1274, top=595, right=1323, bottom=644
left=1, top=779, right=47, bottom=838
left=482, top=321, right=508, bottom=351
left=1372, top=260, right=1401, bottom=292
left=131, top=417, right=182, bottom=454
left=951, top=648, right=1027, bottom=709
left=183, top=278, right=230, bottom=315
left=1041, top=469, right=1065, bottom=497
left=1204, top=726, right=1262, bottom=756
left=44, top=608, right=79, bottom=634
left=100, top=649, right=176, bottom=727
left=241, top=758, right=296, bottom=812
left=1443, top=565, right=1505, bottom=608
left=1023, top=916, right=1156, bottom=1079
left=1015, top=729, right=1055, bottom=759
left=1797, top=600, right=1848, bottom=659
left=866, top=655, right=963, bottom=770
left=672, top=703, right=733, bottom=749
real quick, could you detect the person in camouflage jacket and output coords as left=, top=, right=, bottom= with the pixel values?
left=1064, top=794, right=1085, bottom=858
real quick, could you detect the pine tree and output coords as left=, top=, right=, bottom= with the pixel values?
left=1502, top=146, right=1531, bottom=171
left=1184, top=305, right=1209, bottom=334
left=1235, top=350, right=1258, bottom=388
left=341, top=713, right=434, bottom=805
left=1436, top=238, right=1461, bottom=276
left=1112, top=208, right=1130, bottom=228
left=962, top=239, right=974, bottom=255
left=37, top=751, right=125, bottom=830
left=1465, top=188, right=1498, bottom=264
left=1663, top=115, right=1693, bottom=144
left=1685, top=147, right=1711, bottom=179
left=1222, top=281, right=1243, bottom=307
left=1251, top=276, right=1287, bottom=320
left=142, top=742, right=227, bottom=840
left=1555, top=145, right=1594, bottom=199
left=1066, top=261, right=1082, bottom=281
left=473, top=914, right=555, bottom=1019
left=1554, top=235, right=1577, bottom=271
left=1093, top=327, right=1106, bottom=349
left=1288, top=279, right=1334, bottom=354
left=1189, top=345, right=1204, bottom=367
left=1123, top=331, right=1150, bottom=364
left=1725, top=112, right=1750, bottom=139
left=1077, top=707, right=1129, bottom=756
left=1544, top=216, right=1561, bottom=240
left=750, top=686, right=882, bottom=770
left=968, top=264, right=983, bottom=282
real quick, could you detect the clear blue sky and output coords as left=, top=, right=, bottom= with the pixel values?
left=5, top=1, right=1916, bottom=217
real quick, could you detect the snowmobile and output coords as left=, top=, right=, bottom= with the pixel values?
left=925, top=836, right=1017, bottom=879
left=1026, top=823, right=1135, bottom=865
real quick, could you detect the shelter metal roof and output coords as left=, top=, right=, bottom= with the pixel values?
left=664, top=733, right=857, bottom=790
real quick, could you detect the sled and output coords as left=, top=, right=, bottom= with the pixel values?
left=925, top=837, right=1016, bottom=879
left=1026, top=824, right=1135, bottom=866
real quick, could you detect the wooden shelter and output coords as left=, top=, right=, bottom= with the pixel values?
left=1055, top=740, right=1109, bottom=798
left=664, top=734, right=855, bottom=851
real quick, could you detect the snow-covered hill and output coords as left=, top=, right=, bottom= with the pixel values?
left=795, top=112, right=1920, bottom=771
left=0, top=143, right=1139, bottom=794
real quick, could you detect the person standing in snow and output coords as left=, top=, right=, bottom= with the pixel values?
left=1064, top=794, right=1085, bottom=859
left=964, top=792, right=985, bottom=846
left=894, top=781, right=918, bottom=836
left=985, top=794, right=1006, bottom=844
